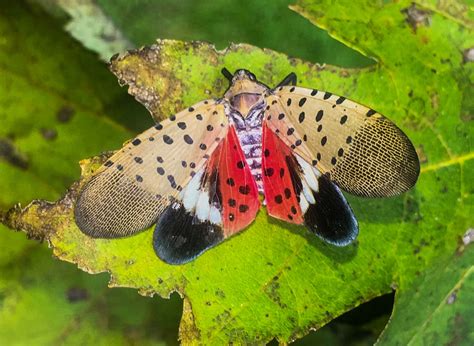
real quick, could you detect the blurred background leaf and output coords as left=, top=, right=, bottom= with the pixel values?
left=33, top=0, right=133, bottom=61
left=0, top=1, right=173, bottom=344
left=33, top=0, right=373, bottom=67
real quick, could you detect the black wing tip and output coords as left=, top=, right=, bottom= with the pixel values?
left=304, top=174, right=359, bottom=246
left=153, top=202, right=224, bottom=265
left=305, top=210, right=359, bottom=247
left=317, top=220, right=359, bottom=247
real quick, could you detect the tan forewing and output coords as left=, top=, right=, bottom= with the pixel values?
left=74, top=99, right=230, bottom=238
left=265, top=86, right=419, bottom=197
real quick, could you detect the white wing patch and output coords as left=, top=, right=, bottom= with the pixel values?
left=295, top=154, right=319, bottom=212
left=181, top=169, right=204, bottom=211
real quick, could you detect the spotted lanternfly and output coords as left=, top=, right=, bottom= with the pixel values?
left=75, top=69, right=420, bottom=264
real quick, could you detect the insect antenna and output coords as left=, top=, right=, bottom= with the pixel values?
left=221, top=67, right=233, bottom=82
left=275, top=72, right=297, bottom=88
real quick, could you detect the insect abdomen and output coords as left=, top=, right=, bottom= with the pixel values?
left=237, top=127, right=263, bottom=191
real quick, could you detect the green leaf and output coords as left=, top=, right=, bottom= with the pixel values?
left=0, top=2, right=175, bottom=344
left=3, top=0, right=473, bottom=344
left=32, top=0, right=133, bottom=61
left=92, top=0, right=374, bottom=67
left=377, top=239, right=474, bottom=345
left=0, top=234, right=182, bottom=345
left=0, top=2, right=133, bottom=207
left=33, top=0, right=372, bottom=67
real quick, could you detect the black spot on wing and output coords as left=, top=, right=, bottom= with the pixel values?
left=303, top=174, right=358, bottom=246
left=298, top=112, right=305, bottom=123
left=316, top=110, right=324, bottom=122
left=153, top=202, right=224, bottom=265
left=366, top=109, right=376, bottom=117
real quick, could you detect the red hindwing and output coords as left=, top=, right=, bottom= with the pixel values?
left=261, top=123, right=304, bottom=224
left=206, top=126, right=260, bottom=235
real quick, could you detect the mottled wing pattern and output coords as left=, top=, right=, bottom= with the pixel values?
left=262, top=122, right=358, bottom=245
left=265, top=86, right=420, bottom=197
left=153, top=126, right=260, bottom=264
left=74, top=99, right=229, bottom=238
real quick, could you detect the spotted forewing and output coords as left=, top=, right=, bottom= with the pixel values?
left=265, top=87, right=419, bottom=197
left=75, top=99, right=229, bottom=238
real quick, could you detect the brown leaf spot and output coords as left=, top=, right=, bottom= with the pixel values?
left=67, top=287, right=89, bottom=302
left=56, top=106, right=75, bottom=123
left=41, top=128, right=57, bottom=141
left=0, top=138, right=29, bottom=169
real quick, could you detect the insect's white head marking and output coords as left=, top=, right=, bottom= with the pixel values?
left=222, top=69, right=269, bottom=118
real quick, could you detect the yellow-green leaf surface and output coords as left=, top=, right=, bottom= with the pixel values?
left=0, top=2, right=178, bottom=344
left=3, top=1, right=473, bottom=345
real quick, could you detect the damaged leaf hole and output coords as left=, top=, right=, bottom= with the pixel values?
left=462, top=228, right=474, bottom=246
left=446, top=291, right=457, bottom=305
left=463, top=48, right=474, bottom=63
left=402, top=4, right=432, bottom=32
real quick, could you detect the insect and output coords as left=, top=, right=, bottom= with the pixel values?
left=74, top=68, right=420, bottom=265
